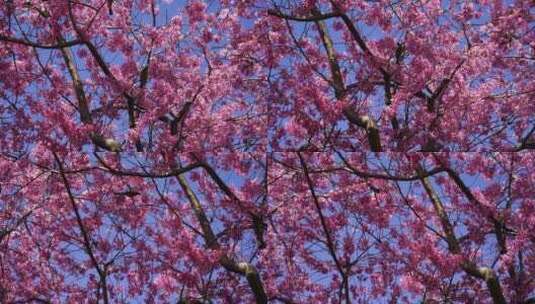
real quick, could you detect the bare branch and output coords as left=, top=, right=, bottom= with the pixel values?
left=0, top=35, right=83, bottom=49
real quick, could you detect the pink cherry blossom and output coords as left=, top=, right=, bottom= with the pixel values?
left=1, top=1, right=534, bottom=303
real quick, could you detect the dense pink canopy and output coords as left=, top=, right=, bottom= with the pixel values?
left=0, top=1, right=534, bottom=303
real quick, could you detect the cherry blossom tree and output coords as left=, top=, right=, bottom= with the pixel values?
left=0, top=0, right=534, bottom=303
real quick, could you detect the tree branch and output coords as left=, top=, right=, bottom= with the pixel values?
left=176, top=174, right=268, bottom=304
left=57, top=36, right=122, bottom=151
left=312, top=8, right=382, bottom=151
left=93, top=153, right=202, bottom=178
left=0, top=34, right=83, bottom=49
left=267, top=9, right=340, bottom=22
left=53, top=152, right=109, bottom=304
left=417, top=166, right=506, bottom=304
